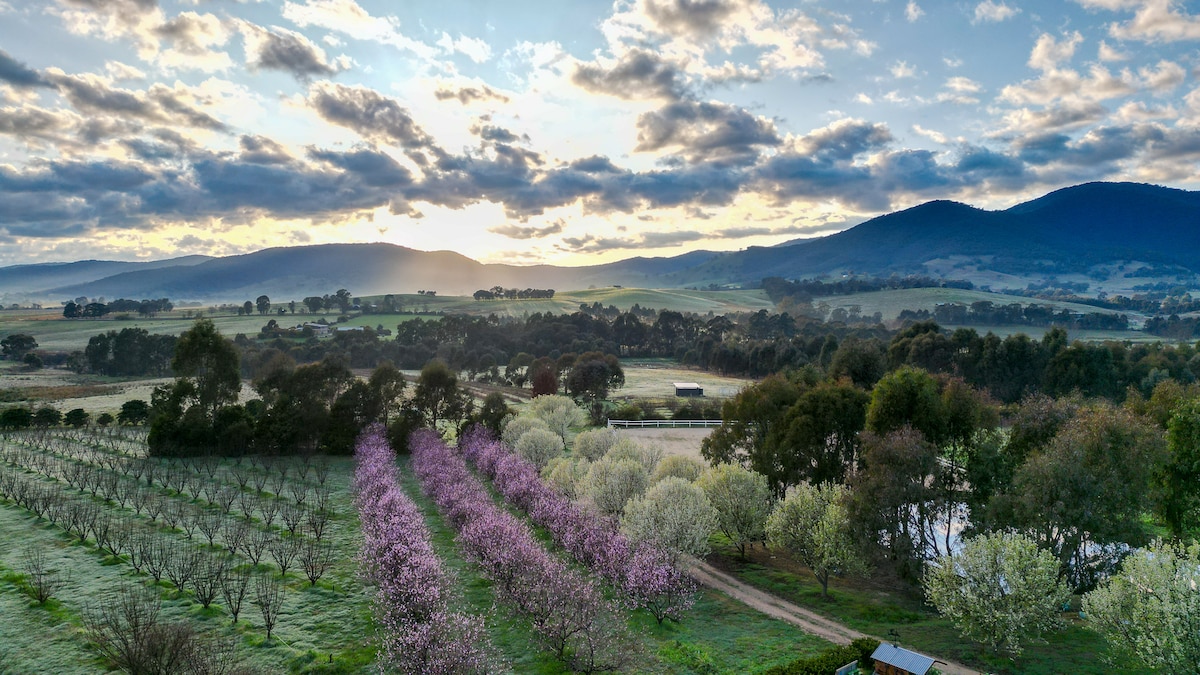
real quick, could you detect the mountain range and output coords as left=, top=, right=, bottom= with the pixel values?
left=5, top=181, right=1198, bottom=303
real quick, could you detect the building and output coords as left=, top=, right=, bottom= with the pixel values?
left=870, top=644, right=935, bottom=675
left=673, top=382, right=704, bottom=397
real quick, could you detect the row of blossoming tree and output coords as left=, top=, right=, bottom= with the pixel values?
left=457, top=426, right=697, bottom=623
left=410, top=428, right=639, bottom=673
left=353, top=425, right=495, bottom=674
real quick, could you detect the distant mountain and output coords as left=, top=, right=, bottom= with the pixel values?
left=11, top=181, right=1200, bottom=302
left=0, top=256, right=211, bottom=300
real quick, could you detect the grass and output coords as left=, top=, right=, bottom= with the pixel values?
left=815, top=287, right=1135, bottom=321
left=706, top=539, right=1149, bottom=675
left=358, top=288, right=775, bottom=319
left=618, top=358, right=755, bottom=401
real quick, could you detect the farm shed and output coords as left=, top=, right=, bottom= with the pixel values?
left=674, top=382, right=704, bottom=397
left=870, top=644, right=935, bottom=675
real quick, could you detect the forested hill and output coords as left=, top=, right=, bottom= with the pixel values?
left=7, top=181, right=1200, bottom=302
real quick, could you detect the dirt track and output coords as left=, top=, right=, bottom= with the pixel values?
left=688, top=559, right=982, bottom=675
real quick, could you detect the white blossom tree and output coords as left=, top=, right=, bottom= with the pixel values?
left=515, top=427, right=564, bottom=470
left=697, top=463, right=773, bottom=558
left=925, top=531, right=1068, bottom=656
left=766, top=482, right=866, bottom=597
left=584, top=457, right=648, bottom=517
left=622, top=477, right=716, bottom=560
left=1083, top=539, right=1200, bottom=672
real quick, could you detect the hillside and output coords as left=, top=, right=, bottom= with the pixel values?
left=7, top=181, right=1200, bottom=302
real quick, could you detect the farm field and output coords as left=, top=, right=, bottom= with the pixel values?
left=815, top=287, right=1136, bottom=322
left=361, top=287, right=776, bottom=318
left=0, top=423, right=842, bottom=674
left=618, top=358, right=755, bottom=400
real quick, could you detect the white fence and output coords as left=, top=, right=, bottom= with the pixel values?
left=607, top=419, right=723, bottom=429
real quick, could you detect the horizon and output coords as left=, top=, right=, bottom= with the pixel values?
left=2, top=1, right=1199, bottom=267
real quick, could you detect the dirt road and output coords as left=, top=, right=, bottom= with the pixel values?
left=688, top=560, right=983, bottom=675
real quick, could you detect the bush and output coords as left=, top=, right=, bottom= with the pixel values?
left=573, top=428, right=618, bottom=461
left=757, top=638, right=878, bottom=675
left=501, top=415, right=549, bottom=448
left=514, top=427, right=564, bottom=470
left=651, top=454, right=706, bottom=484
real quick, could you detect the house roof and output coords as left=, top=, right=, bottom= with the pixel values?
left=673, top=382, right=702, bottom=389
left=870, top=644, right=935, bottom=675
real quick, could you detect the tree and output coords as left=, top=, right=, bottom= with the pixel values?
left=774, top=380, right=869, bottom=486
left=566, top=351, right=625, bottom=402
left=1083, top=539, right=1200, bottom=672
left=1001, top=403, right=1165, bottom=588
left=255, top=295, right=270, bottom=315
left=1159, top=397, right=1200, bottom=537
left=766, top=482, right=866, bottom=597
left=64, top=408, right=90, bottom=428
left=697, top=464, right=773, bottom=558
left=367, top=362, right=407, bottom=426
left=584, top=457, right=648, bottom=517
left=1, top=333, right=37, bottom=360
left=926, top=532, right=1068, bottom=657
left=514, top=427, right=564, bottom=470
left=473, top=392, right=512, bottom=436
left=241, top=300, right=253, bottom=316
left=303, top=296, right=324, bottom=314
left=0, top=407, right=31, bottom=430
left=528, top=395, right=586, bottom=444
left=502, top=415, right=550, bottom=448
left=33, top=406, right=62, bottom=428
left=96, top=412, right=115, bottom=427
left=412, top=360, right=472, bottom=431
left=118, top=399, right=151, bottom=426
left=573, top=428, right=617, bottom=461
left=621, top=477, right=716, bottom=559
left=865, top=366, right=947, bottom=446
left=171, top=319, right=240, bottom=421
left=701, top=372, right=810, bottom=496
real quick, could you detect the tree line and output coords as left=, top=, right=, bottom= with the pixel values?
left=63, top=298, right=174, bottom=319
left=897, top=301, right=1130, bottom=331
left=472, top=286, right=555, bottom=300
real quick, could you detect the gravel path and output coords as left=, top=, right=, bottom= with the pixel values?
left=688, top=559, right=983, bottom=675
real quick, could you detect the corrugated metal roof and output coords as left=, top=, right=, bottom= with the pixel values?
left=870, top=644, right=935, bottom=675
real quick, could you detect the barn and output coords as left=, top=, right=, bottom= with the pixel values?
left=673, top=382, right=704, bottom=397
left=870, top=644, right=935, bottom=675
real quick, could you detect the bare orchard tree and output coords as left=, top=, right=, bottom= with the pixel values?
left=164, top=545, right=202, bottom=593
left=190, top=554, right=227, bottom=609
left=20, top=546, right=67, bottom=604
left=221, top=521, right=248, bottom=557
left=280, top=503, right=304, bottom=536
left=221, top=565, right=252, bottom=624
left=253, top=573, right=283, bottom=640
left=306, top=507, right=330, bottom=542
left=197, top=511, right=224, bottom=547
left=85, top=584, right=251, bottom=674
left=299, top=539, right=334, bottom=586
left=215, top=486, right=238, bottom=515
left=267, top=535, right=300, bottom=577
left=258, top=497, right=279, bottom=528
left=239, top=527, right=271, bottom=566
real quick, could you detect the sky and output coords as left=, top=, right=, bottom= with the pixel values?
left=0, top=0, right=1198, bottom=268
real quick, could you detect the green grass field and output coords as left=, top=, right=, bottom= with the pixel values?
left=815, top=287, right=1135, bottom=322
left=360, top=288, right=775, bottom=318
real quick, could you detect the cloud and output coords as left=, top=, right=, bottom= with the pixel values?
left=105, top=61, right=146, bottom=81
left=890, top=61, right=917, bottom=79
left=238, top=134, right=293, bottom=164
left=905, top=1, right=924, bottom=22
left=434, top=84, right=510, bottom=105
left=43, top=69, right=229, bottom=131
left=1098, top=0, right=1200, bottom=42
left=937, top=76, right=982, bottom=104
left=0, top=49, right=48, bottom=88
left=239, top=22, right=350, bottom=79
left=634, top=100, right=781, bottom=164
left=437, top=33, right=492, bottom=63
left=152, top=11, right=234, bottom=72
left=1028, top=31, right=1083, bottom=72
left=488, top=221, right=565, bottom=239
left=973, top=0, right=1020, bottom=23
left=572, top=49, right=688, bottom=101
left=306, top=82, right=439, bottom=155
left=1097, top=40, right=1128, bottom=61
left=281, top=0, right=439, bottom=60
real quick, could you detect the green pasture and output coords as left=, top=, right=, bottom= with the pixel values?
left=815, top=287, right=1135, bottom=321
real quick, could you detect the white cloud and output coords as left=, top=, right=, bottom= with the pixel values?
left=912, top=124, right=948, bottom=144
left=890, top=60, right=917, bottom=78
left=437, top=33, right=493, bottom=63
left=938, top=76, right=982, bottom=103
left=1028, top=31, right=1083, bottom=71
left=854, top=92, right=873, bottom=104
left=944, top=56, right=963, bottom=68
left=906, top=1, right=925, bottom=22
left=281, top=0, right=440, bottom=60
left=1097, top=40, right=1129, bottom=61
left=973, top=0, right=1020, bottom=23
left=1104, top=0, right=1200, bottom=42
left=105, top=61, right=146, bottom=81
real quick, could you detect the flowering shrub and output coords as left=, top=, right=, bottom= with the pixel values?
left=353, top=425, right=493, bottom=674
left=411, top=429, right=634, bottom=672
left=458, top=426, right=696, bottom=623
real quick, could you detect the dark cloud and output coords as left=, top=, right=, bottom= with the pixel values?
left=308, top=83, right=439, bottom=158
left=154, top=12, right=227, bottom=56
left=488, top=221, right=565, bottom=239
left=0, top=49, right=49, bottom=88
left=635, top=100, right=780, bottom=164
left=559, top=229, right=705, bottom=253
left=641, top=0, right=745, bottom=38
left=307, top=147, right=413, bottom=187
left=572, top=49, right=688, bottom=101
left=45, top=72, right=227, bottom=131
left=0, top=107, right=69, bottom=140
left=242, top=24, right=345, bottom=79
left=471, top=124, right=528, bottom=144
left=434, top=84, right=510, bottom=105
left=239, top=134, right=292, bottom=164
left=569, top=156, right=622, bottom=173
